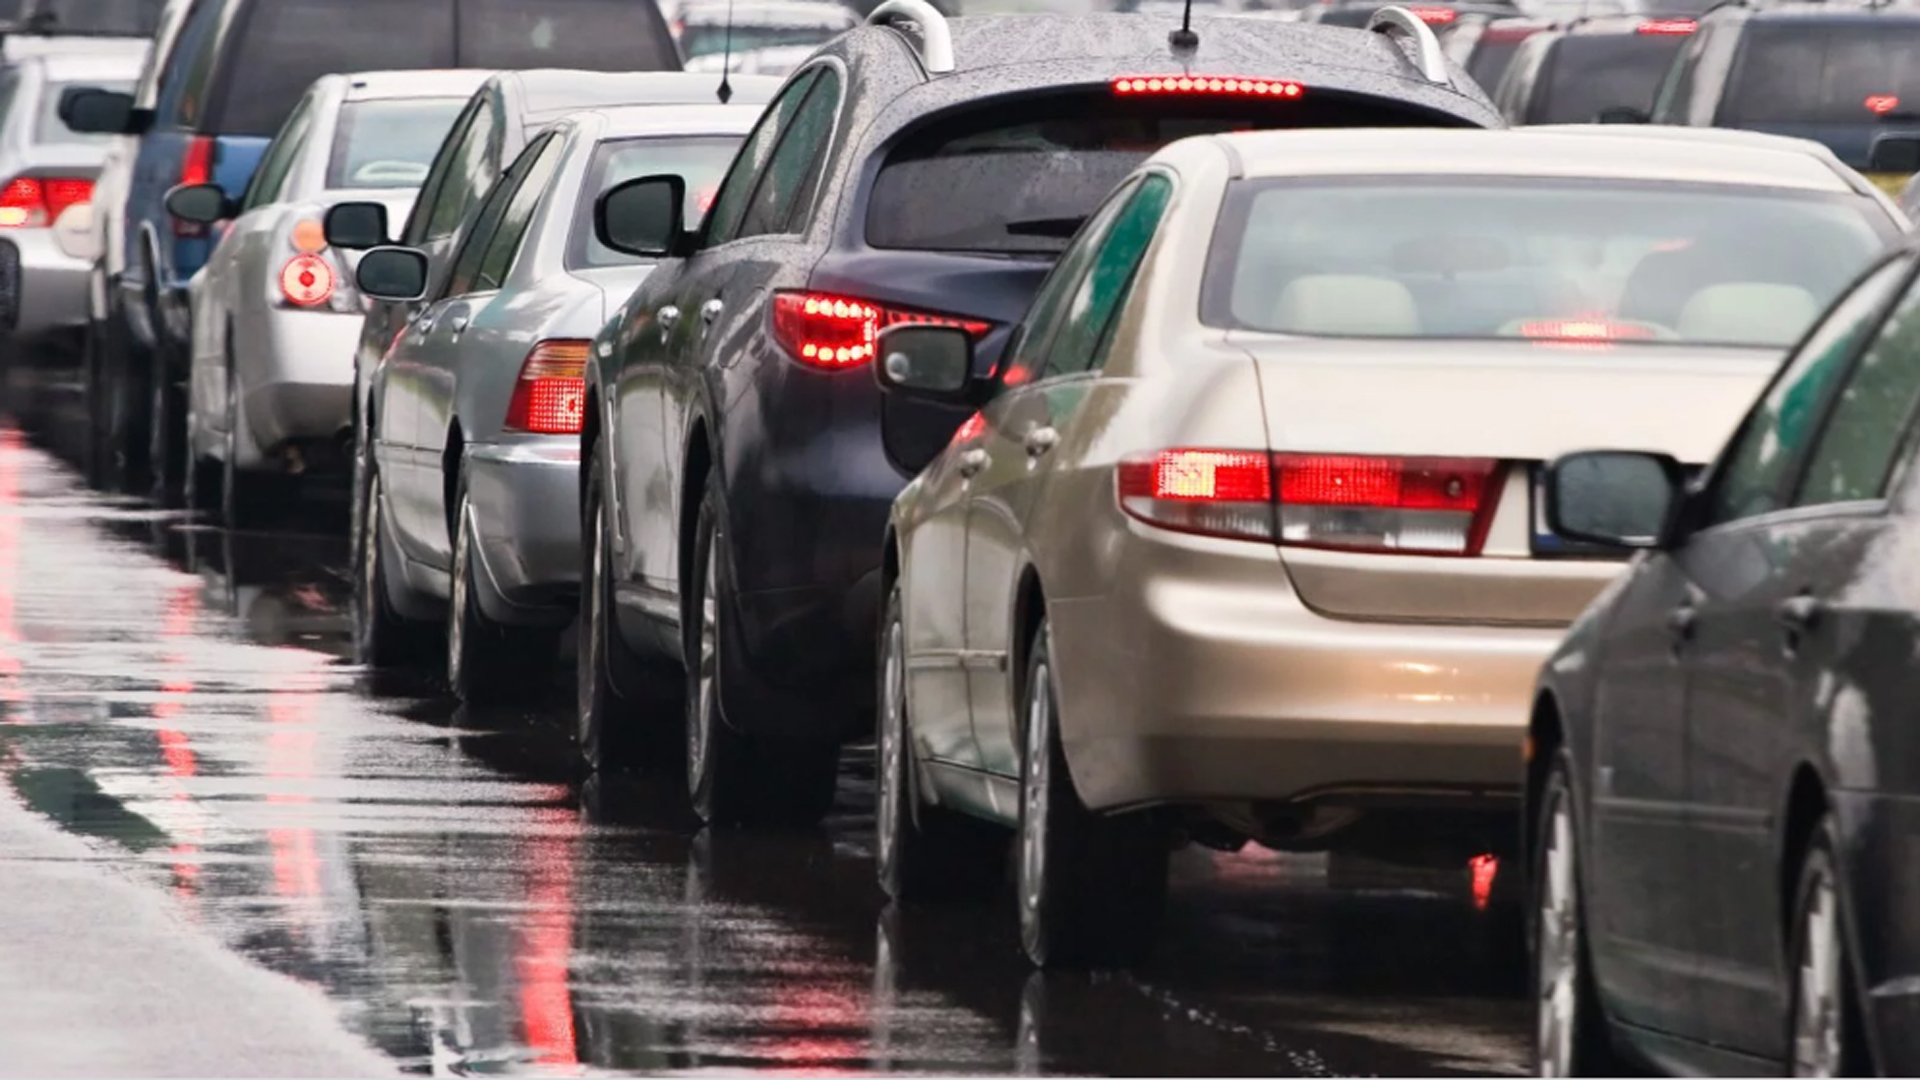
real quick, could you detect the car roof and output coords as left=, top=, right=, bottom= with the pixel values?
left=507, top=70, right=784, bottom=124
left=1205, top=127, right=1859, bottom=192
left=341, top=69, right=495, bottom=103
left=678, top=0, right=857, bottom=26
left=586, top=102, right=766, bottom=139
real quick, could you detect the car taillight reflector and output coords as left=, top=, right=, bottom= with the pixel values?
left=278, top=254, right=334, bottom=307
left=1637, top=17, right=1695, bottom=33
left=1112, top=75, right=1305, bottom=98
left=1407, top=5, right=1457, bottom=22
left=174, top=136, right=215, bottom=238
left=1274, top=454, right=1502, bottom=555
left=1117, top=449, right=1277, bottom=541
left=770, top=290, right=990, bottom=370
left=504, top=340, right=590, bottom=435
left=0, top=176, right=93, bottom=228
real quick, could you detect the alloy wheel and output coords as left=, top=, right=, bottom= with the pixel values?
left=1792, top=864, right=1843, bottom=1077
left=1537, top=785, right=1580, bottom=1078
left=877, top=615, right=907, bottom=879
left=1018, top=656, right=1053, bottom=958
left=688, top=532, right=718, bottom=793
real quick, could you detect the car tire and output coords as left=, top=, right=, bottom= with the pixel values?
left=876, top=581, right=1006, bottom=901
left=447, top=477, right=556, bottom=702
left=1788, top=815, right=1867, bottom=1078
left=577, top=450, right=677, bottom=774
left=1016, top=619, right=1167, bottom=969
left=684, top=479, right=838, bottom=827
left=81, top=314, right=112, bottom=489
left=148, top=339, right=188, bottom=508
left=352, top=459, right=431, bottom=669
left=1532, top=750, right=1624, bottom=1077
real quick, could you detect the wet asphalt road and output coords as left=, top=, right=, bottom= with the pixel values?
left=0, top=418, right=1530, bottom=1076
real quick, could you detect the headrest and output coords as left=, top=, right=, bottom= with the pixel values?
left=1272, top=274, right=1420, bottom=336
left=1677, top=283, right=1819, bottom=344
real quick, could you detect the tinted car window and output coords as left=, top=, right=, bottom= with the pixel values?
left=1000, top=182, right=1136, bottom=385
left=703, top=70, right=816, bottom=245
left=424, top=99, right=500, bottom=243
left=473, top=137, right=563, bottom=292
left=444, top=136, right=551, bottom=298
left=681, top=22, right=842, bottom=58
left=458, top=0, right=677, bottom=71
left=1468, top=37, right=1526, bottom=91
left=1722, top=22, right=1920, bottom=126
left=867, top=91, right=1451, bottom=256
left=27, top=0, right=162, bottom=35
left=568, top=136, right=742, bottom=270
left=327, top=98, right=466, bottom=191
left=1704, top=256, right=1910, bottom=525
left=736, top=69, right=839, bottom=238
left=37, top=78, right=132, bottom=144
left=242, top=92, right=316, bottom=210
left=1534, top=34, right=1688, bottom=123
left=1043, top=174, right=1172, bottom=379
left=1796, top=272, right=1920, bottom=506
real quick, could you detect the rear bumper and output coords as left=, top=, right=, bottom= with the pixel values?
left=236, top=308, right=361, bottom=464
left=465, top=439, right=580, bottom=626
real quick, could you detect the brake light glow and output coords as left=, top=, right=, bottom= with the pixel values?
left=1867, top=94, right=1901, bottom=115
left=0, top=176, right=92, bottom=228
left=278, top=255, right=334, bottom=307
left=1515, top=319, right=1656, bottom=342
left=1112, top=75, right=1305, bottom=98
left=1636, top=17, right=1695, bottom=33
left=503, top=340, right=590, bottom=434
left=174, top=136, right=215, bottom=238
left=1406, top=5, right=1457, bottom=23
left=770, top=290, right=990, bottom=370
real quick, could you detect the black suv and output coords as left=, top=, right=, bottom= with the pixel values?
left=1648, top=0, right=1920, bottom=184
left=579, top=2, right=1503, bottom=825
left=1492, top=14, right=1697, bottom=125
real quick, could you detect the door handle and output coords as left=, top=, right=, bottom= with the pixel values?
left=1776, top=592, right=1824, bottom=655
left=1024, top=425, right=1059, bottom=458
left=700, top=298, right=725, bottom=339
left=445, top=310, right=469, bottom=339
left=957, top=447, right=989, bottom=478
left=657, top=305, right=681, bottom=342
left=1665, top=602, right=1696, bottom=657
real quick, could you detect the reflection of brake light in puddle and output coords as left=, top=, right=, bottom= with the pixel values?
left=517, top=806, right=580, bottom=1068
left=267, top=675, right=324, bottom=909
left=156, top=583, right=202, bottom=902
left=0, top=430, right=22, bottom=708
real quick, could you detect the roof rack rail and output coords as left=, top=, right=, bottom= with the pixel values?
left=1367, top=6, right=1452, bottom=87
left=868, top=0, right=955, bottom=75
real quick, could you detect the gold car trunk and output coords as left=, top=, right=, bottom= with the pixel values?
left=1235, top=337, right=1783, bottom=625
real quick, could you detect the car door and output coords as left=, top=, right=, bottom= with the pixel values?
left=964, top=176, right=1164, bottom=781
left=1681, top=255, right=1920, bottom=1057
left=607, top=70, right=818, bottom=615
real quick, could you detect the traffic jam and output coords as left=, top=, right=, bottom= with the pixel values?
left=1, top=0, right=1918, bottom=1074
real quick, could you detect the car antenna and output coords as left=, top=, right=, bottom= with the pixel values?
left=1169, top=0, right=1199, bottom=52
left=716, top=0, right=736, bottom=103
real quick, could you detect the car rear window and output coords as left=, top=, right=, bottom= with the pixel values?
left=210, top=0, right=676, bottom=137
left=681, top=23, right=842, bottom=59
left=327, top=98, right=467, bottom=190
left=568, top=135, right=742, bottom=269
left=1466, top=35, right=1527, bottom=90
left=866, top=90, right=1466, bottom=255
left=38, top=78, right=133, bottom=143
left=23, top=0, right=162, bottom=36
left=1722, top=22, right=1920, bottom=127
left=1533, top=33, right=1687, bottom=123
left=1201, top=177, right=1892, bottom=348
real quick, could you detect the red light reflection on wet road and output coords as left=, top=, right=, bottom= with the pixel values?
left=517, top=806, right=581, bottom=1071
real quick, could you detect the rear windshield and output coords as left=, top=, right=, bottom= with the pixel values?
left=867, top=90, right=1465, bottom=256
left=38, top=78, right=133, bottom=143
left=1722, top=22, right=1920, bottom=127
left=568, top=135, right=742, bottom=269
left=1466, top=36, right=1526, bottom=90
left=211, top=0, right=676, bottom=137
left=1201, top=177, right=1892, bottom=348
left=1533, top=33, right=1687, bottom=123
left=327, top=98, right=466, bottom=190
left=19, top=0, right=162, bottom=36
left=681, top=23, right=843, bottom=58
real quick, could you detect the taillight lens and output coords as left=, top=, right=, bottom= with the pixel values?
left=503, top=340, right=590, bottom=435
left=174, top=136, right=215, bottom=238
left=278, top=254, right=334, bottom=307
left=1407, top=5, right=1457, bottom=22
left=1115, top=450, right=1504, bottom=554
left=0, top=176, right=93, bottom=228
left=1111, top=75, right=1305, bottom=98
left=1637, top=17, right=1695, bottom=33
left=769, top=290, right=990, bottom=370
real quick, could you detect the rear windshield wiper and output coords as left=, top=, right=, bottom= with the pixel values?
left=1004, top=215, right=1087, bottom=239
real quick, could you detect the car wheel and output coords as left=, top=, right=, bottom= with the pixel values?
left=82, top=315, right=111, bottom=489
left=352, top=460, right=428, bottom=668
left=1016, top=619, right=1167, bottom=968
left=577, top=451, right=675, bottom=773
left=148, top=341, right=188, bottom=508
left=684, top=479, right=839, bottom=826
left=1533, top=751, right=1622, bottom=1077
left=1789, top=816, right=1866, bottom=1078
left=876, top=581, right=1006, bottom=901
left=447, top=478, right=555, bottom=702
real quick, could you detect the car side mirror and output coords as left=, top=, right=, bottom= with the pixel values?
left=355, top=246, right=430, bottom=302
left=1595, top=105, right=1650, bottom=125
left=595, top=174, right=689, bottom=257
left=324, top=201, right=390, bottom=250
left=1870, top=135, right=1920, bottom=175
left=1544, top=450, right=1685, bottom=549
left=164, top=183, right=235, bottom=225
left=61, top=87, right=137, bottom=136
left=873, top=324, right=978, bottom=404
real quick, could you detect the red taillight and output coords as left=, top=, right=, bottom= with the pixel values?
left=1114, top=450, right=1504, bottom=554
left=278, top=254, right=334, bottom=307
left=503, top=340, right=590, bottom=435
left=0, top=176, right=93, bottom=228
left=1407, top=5, right=1457, bottom=23
left=1867, top=94, right=1901, bottom=115
left=1112, top=75, right=1305, bottom=98
left=769, top=291, right=990, bottom=370
left=1515, top=318, right=1656, bottom=342
left=174, top=136, right=215, bottom=238
left=1637, top=17, right=1695, bottom=33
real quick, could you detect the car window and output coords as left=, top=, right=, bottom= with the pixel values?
left=1721, top=22, right=1920, bottom=128
left=702, top=70, right=817, bottom=246
left=326, top=97, right=466, bottom=191
left=1649, top=21, right=1706, bottom=122
left=166, top=0, right=228, bottom=130
left=443, top=134, right=551, bottom=298
left=424, top=96, right=501, bottom=244
left=242, top=91, right=316, bottom=211
left=998, top=180, right=1137, bottom=386
left=1042, top=174, right=1173, bottom=380
left=457, top=0, right=678, bottom=71
left=1702, top=255, right=1911, bottom=526
left=736, top=68, right=839, bottom=239
left=472, top=137, right=564, bottom=292
left=1795, top=271, right=1920, bottom=507
left=1533, top=33, right=1689, bottom=124
left=566, top=135, right=743, bottom=270
left=403, top=96, right=482, bottom=245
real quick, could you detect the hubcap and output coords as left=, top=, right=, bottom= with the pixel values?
left=448, top=498, right=470, bottom=687
left=1537, top=787, right=1579, bottom=1078
left=1019, top=657, right=1052, bottom=941
left=878, top=616, right=906, bottom=875
left=1793, top=866, right=1842, bottom=1077
left=688, top=528, right=718, bottom=792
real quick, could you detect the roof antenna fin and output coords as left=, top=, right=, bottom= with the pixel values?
left=716, top=0, right=736, bottom=103
left=1169, top=0, right=1199, bottom=51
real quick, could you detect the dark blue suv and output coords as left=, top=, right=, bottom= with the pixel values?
left=577, top=3, right=1502, bottom=825
left=68, top=0, right=678, bottom=500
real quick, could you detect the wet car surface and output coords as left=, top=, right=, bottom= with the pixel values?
left=0, top=426, right=1527, bottom=1076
